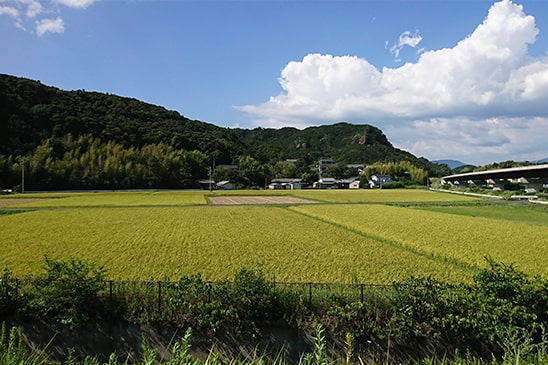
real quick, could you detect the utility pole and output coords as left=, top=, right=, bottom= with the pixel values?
left=21, top=159, right=25, bottom=193
left=208, top=157, right=216, bottom=192
left=208, top=166, right=212, bottom=192
left=318, top=160, right=322, bottom=180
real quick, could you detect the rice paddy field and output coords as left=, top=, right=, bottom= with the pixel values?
left=1, top=189, right=547, bottom=283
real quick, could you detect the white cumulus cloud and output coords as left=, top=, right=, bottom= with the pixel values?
left=24, top=0, right=42, bottom=17
left=54, top=0, right=94, bottom=9
left=237, top=0, right=548, bottom=165
left=0, top=5, right=20, bottom=18
left=36, top=16, right=64, bottom=36
left=0, top=0, right=94, bottom=35
left=389, top=30, right=423, bottom=59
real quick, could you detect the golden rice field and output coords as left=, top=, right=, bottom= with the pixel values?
left=209, top=188, right=479, bottom=204
left=1, top=189, right=546, bottom=283
left=0, top=190, right=208, bottom=208
left=290, top=204, right=548, bottom=276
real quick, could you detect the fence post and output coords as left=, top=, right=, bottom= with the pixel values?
left=157, top=281, right=162, bottom=312
left=109, top=280, right=113, bottom=305
left=360, top=283, right=364, bottom=303
left=308, top=282, right=312, bottom=309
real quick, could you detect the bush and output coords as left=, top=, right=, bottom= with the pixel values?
left=391, top=277, right=478, bottom=341
left=228, top=268, right=280, bottom=325
left=0, top=269, right=19, bottom=316
left=326, top=298, right=394, bottom=355
left=379, top=181, right=405, bottom=189
left=472, top=260, right=548, bottom=343
left=387, top=261, right=548, bottom=360
left=166, top=274, right=232, bottom=331
left=166, top=268, right=282, bottom=337
left=22, top=257, right=105, bottom=326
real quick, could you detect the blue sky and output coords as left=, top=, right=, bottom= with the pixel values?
left=2, top=0, right=548, bottom=165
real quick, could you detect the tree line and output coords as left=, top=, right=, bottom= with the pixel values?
left=0, top=133, right=436, bottom=191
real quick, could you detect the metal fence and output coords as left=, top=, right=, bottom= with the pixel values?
left=7, top=278, right=393, bottom=321
left=98, top=279, right=393, bottom=314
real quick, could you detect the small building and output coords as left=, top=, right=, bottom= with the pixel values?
left=197, top=179, right=216, bottom=190
left=268, top=178, right=303, bottom=190
left=346, top=164, right=364, bottom=173
left=313, top=177, right=337, bottom=189
left=319, top=159, right=337, bottom=170
left=338, top=178, right=360, bottom=189
left=369, top=174, right=392, bottom=188
left=216, top=181, right=235, bottom=190
left=216, top=164, right=239, bottom=170
left=197, top=180, right=236, bottom=190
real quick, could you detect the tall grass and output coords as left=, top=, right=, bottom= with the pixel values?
left=2, top=323, right=547, bottom=365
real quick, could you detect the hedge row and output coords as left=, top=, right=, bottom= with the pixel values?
left=1, top=257, right=547, bottom=363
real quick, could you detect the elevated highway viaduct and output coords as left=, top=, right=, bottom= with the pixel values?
left=441, top=164, right=548, bottom=192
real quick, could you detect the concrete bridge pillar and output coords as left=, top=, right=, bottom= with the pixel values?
left=524, top=178, right=548, bottom=192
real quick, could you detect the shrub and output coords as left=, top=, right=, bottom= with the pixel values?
left=391, top=277, right=478, bottom=341
left=472, top=259, right=548, bottom=343
left=167, top=274, right=232, bottom=331
left=228, top=268, right=280, bottom=325
left=166, top=268, right=282, bottom=336
left=210, top=268, right=281, bottom=337
left=378, top=181, right=405, bottom=189
left=0, top=269, right=19, bottom=316
left=326, top=293, right=394, bottom=353
left=387, top=261, right=548, bottom=360
left=22, top=257, right=105, bottom=326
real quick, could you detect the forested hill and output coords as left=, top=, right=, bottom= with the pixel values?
left=0, top=74, right=448, bottom=190
left=231, top=123, right=419, bottom=167
left=0, top=74, right=243, bottom=162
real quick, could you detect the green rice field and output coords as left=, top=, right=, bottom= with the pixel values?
left=1, top=189, right=546, bottom=283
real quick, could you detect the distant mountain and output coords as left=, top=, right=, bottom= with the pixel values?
left=534, top=157, right=548, bottom=164
left=432, top=159, right=469, bottom=170
left=231, top=122, right=424, bottom=166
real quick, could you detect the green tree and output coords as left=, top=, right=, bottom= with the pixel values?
left=322, top=163, right=358, bottom=180
left=361, top=161, right=427, bottom=186
left=235, top=155, right=271, bottom=188
left=273, top=160, right=298, bottom=178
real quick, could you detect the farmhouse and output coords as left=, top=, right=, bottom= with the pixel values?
left=338, top=178, right=360, bottom=189
left=216, top=181, right=235, bottom=190
left=346, top=164, right=364, bottom=173
left=319, top=159, right=337, bottom=170
left=313, top=177, right=337, bottom=189
left=197, top=180, right=236, bottom=190
left=349, top=180, right=360, bottom=189
left=369, top=174, right=392, bottom=188
left=197, top=179, right=215, bottom=190
left=268, top=178, right=303, bottom=190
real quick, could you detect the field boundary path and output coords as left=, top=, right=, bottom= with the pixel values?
left=0, top=198, right=47, bottom=207
left=208, top=195, right=319, bottom=205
